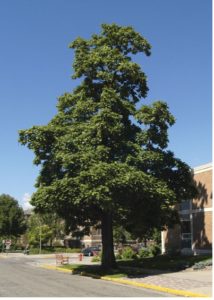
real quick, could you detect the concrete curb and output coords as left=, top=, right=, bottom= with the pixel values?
left=101, top=277, right=210, bottom=298
left=40, top=264, right=210, bottom=298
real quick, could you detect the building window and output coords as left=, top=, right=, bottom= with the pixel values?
left=181, top=220, right=191, bottom=233
left=181, top=238, right=192, bottom=249
left=179, top=200, right=190, bottom=211
left=180, top=214, right=192, bottom=249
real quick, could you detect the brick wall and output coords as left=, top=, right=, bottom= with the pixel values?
left=192, top=169, right=212, bottom=209
left=192, top=211, right=212, bottom=250
left=162, top=163, right=212, bottom=254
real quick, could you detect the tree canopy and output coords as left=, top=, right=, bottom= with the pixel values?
left=19, top=24, right=197, bottom=269
left=0, top=194, right=26, bottom=238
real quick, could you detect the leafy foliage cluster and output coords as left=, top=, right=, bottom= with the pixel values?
left=0, top=194, right=26, bottom=238
left=26, top=213, right=64, bottom=247
left=138, top=247, right=150, bottom=258
left=120, top=246, right=137, bottom=260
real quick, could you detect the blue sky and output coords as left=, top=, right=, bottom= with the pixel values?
left=0, top=0, right=211, bottom=208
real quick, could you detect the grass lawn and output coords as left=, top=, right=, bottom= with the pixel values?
left=59, top=254, right=212, bottom=278
left=118, top=254, right=212, bottom=271
left=59, top=264, right=127, bottom=278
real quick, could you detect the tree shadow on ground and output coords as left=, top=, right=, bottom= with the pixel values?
left=67, top=254, right=212, bottom=279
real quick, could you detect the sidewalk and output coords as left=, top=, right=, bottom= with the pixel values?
left=118, top=268, right=212, bottom=297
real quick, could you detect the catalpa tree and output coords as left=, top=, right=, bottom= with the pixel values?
left=19, top=24, right=197, bottom=269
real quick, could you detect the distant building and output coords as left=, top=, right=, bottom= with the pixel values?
left=81, top=227, right=102, bottom=247
left=64, top=227, right=102, bottom=248
left=162, top=163, right=212, bottom=255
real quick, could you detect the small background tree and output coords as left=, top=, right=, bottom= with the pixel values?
left=0, top=194, right=26, bottom=245
left=26, top=213, right=64, bottom=248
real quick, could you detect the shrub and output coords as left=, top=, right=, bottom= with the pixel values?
left=55, top=247, right=81, bottom=253
left=54, top=247, right=67, bottom=253
left=91, top=255, right=101, bottom=262
left=29, top=247, right=55, bottom=254
left=115, top=253, right=122, bottom=260
left=121, top=247, right=136, bottom=260
left=91, top=250, right=102, bottom=262
left=65, top=248, right=81, bottom=253
left=28, top=246, right=82, bottom=254
left=149, top=244, right=161, bottom=257
left=193, top=259, right=212, bottom=270
left=138, top=248, right=150, bottom=258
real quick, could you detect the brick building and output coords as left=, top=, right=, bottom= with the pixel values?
left=64, top=226, right=102, bottom=248
left=81, top=227, right=102, bottom=247
left=161, top=162, right=212, bottom=255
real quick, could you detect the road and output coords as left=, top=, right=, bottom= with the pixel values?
left=0, top=255, right=172, bottom=297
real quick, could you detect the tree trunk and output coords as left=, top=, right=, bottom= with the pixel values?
left=101, top=211, right=117, bottom=270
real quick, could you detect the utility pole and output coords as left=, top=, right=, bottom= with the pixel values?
left=39, top=219, right=42, bottom=254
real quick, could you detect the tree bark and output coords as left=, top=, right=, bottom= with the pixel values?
left=101, top=211, right=117, bottom=270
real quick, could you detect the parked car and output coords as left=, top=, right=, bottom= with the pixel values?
left=82, top=246, right=101, bottom=256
